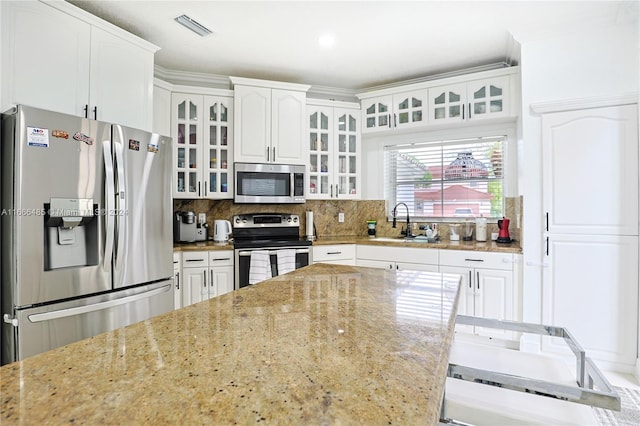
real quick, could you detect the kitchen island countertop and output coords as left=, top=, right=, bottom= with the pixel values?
left=0, top=264, right=460, bottom=425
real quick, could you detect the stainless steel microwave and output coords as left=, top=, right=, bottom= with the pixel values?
left=234, top=163, right=305, bottom=203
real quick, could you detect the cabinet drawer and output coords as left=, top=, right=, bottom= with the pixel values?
left=209, top=250, right=234, bottom=266
left=182, top=251, right=209, bottom=268
left=357, top=245, right=438, bottom=265
left=439, top=250, right=513, bottom=270
left=314, top=244, right=356, bottom=262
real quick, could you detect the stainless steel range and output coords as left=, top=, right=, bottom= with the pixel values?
left=233, top=213, right=312, bottom=289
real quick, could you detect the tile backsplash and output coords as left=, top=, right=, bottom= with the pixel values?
left=174, top=197, right=522, bottom=244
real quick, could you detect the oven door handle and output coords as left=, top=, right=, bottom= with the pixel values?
left=237, top=248, right=310, bottom=257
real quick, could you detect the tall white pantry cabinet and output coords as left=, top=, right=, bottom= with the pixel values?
left=1, top=0, right=157, bottom=132
left=541, top=104, right=639, bottom=369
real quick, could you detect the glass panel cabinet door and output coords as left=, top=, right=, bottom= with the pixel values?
left=334, top=109, right=360, bottom=199
left=361, top=96, right=392, bottom=133
left=202, top=95, right=234, bottom=199
left=172, top=94, right=203, bottom=198
left=466, top=76, right=509, bottom=121
left=307, top=106, right=333, bottom=199
left=427, top=83, right=466, bottom=124
left=393, top=90, right=426, bottom=129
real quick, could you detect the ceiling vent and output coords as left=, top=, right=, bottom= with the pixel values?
left=174, top=14, right=213, bottom=37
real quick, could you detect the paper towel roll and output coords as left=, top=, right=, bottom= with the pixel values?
left=306, top=211, right=314, bottom=240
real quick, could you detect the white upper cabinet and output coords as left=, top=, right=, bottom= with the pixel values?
left=231, top=77, right=310, bottom=165
left=358, top=68, right=518, bottom=133
left=88, top=26, right=155, bottom=130
left=542, top=104, right=638, bottom=236
left=361, top=96, right=393, bottom=133
left=272, top=89, right=307, bottom=164
left=307, top=103, right=361, bottom=199
left=1, top=1, right=157, bottom=131
left=361, top=90, right=427, bottom=133
left=428, top=76, right=510, bottom=124
left=171, top=92, right=233, bottom=199
left=393, top=90, right=427, bottom=129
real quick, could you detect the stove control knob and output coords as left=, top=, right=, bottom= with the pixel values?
left=293, top=217, right=298, bottom=222
left=287, top=217, right=292, bottom=222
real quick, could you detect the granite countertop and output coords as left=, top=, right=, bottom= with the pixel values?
left=173, top=240, right=234, bottom=251
left=0, top=264, right=461, bottom=425
left=175, top=236, right=522, bottom=254
left=314, top=236, right=522, bottom=254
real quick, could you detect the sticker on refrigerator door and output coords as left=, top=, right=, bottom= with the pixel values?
left=51, top=130, right=69, bottom=139
left=128, top=139, right=140, bottom=151
left=73, top=132, right=93, bottom=145
left=147, top=141, right=158, bottom=153
left=27, top=127, right=49, bottom=147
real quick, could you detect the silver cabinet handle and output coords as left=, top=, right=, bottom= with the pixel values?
left=210, top=270, right=214, bottom=288
left=266, top=146, right=270, bottom=162
left=175, top=272, right=180, bottom=290
left=477, top=271, right=480, bottom=290
left=464, top=258, right=484, bottom=262
left=185, top=259, right=205, bottom=262
left=272, top=147, right=275, bottom=162
left=468, top=271, right=472, bottom=289
left=211, top=258, right=231, bottom=262
left=326, top=251, right=342, bottom=255
left=203, top=270, right=207, bottom=288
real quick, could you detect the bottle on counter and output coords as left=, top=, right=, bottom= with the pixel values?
left=476, top=216, right=487, bottom=242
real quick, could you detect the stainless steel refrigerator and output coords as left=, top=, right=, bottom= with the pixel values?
left=1, top=105, right=174, bottom=364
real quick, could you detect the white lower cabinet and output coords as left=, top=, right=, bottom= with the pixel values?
left=173, top=252, right=182, bottom=310
left=356, top=245, right=439, bottom=272
left=313, top=244, right=356, bottom=265
left=439, top=250, right=517, bottom=341
left=181, top=251, right=233, bottom=307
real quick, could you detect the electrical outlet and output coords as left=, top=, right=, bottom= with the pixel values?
left=198, top=213, right=207, bottom=224
left=338, top=212, right=345, bottom=223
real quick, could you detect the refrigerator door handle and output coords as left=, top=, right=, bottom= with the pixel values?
left=103, top=141, right=115, bottom=271
left=113, top=126, right=127, bottom=282
left=27, top=284, right=172, bottom=323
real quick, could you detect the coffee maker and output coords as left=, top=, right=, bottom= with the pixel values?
left=496, top=217, right=512, bottom=243
left=173, top=211, right=196, bottom=243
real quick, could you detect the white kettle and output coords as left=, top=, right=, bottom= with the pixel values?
left=213, top=220, right=232, bottom=242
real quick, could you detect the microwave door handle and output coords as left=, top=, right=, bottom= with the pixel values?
left=290, top=172, right=294, bottom=197
left=102, top=140, right=115, bottom=271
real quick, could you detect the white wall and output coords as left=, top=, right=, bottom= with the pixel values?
left=517, top=21, right=639, bottom=348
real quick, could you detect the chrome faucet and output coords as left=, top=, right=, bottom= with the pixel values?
left=392, top=202, right=413, bottom=238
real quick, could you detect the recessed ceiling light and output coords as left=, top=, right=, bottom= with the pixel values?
left=318, top=34, right=335, bottom=48
left=175, top=14, right=213, bottom=37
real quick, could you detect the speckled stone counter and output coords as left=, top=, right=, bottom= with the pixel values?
left=0, top=264, right=460, bottom=425
left=314, top=236, right=522, bottom=254
left=173, top=241, right=233, bottom=251
left=175, top=236, right=522, bottom=254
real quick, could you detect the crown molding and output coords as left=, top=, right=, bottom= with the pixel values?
left=154, top=65, right=231, bottom=89
left=155, top=65, right=360, bottom=101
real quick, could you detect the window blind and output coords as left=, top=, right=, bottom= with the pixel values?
left=384, top=136, right=505, bottom=220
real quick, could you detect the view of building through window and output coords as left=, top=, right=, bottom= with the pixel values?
left=384, top=136, right=505, bottom=220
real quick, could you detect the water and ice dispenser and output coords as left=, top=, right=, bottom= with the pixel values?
left=43, top=198, right=98, bottom=270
